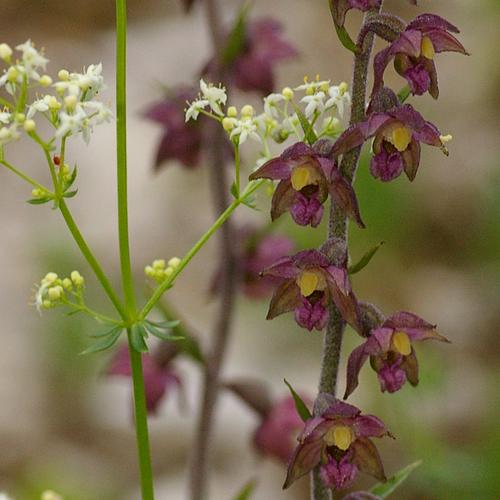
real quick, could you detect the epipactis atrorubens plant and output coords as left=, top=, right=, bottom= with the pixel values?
left=0, top=0, right=467, bottom=498
left=188, top=1, right=467, bottom=499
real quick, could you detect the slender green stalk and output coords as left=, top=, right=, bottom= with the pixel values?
left=116, top=0, right=136, bottom=314
left=234, top=143, right=240, bottom=195
left=116, top=2, right=154, bottom=499
left=139, top=179, right=263, bottom=321
left=58, top=199, right=128, bottom=320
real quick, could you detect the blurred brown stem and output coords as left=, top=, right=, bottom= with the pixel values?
left=311, top=4, right=383, bottom=500
left=188, top=1, right=238, bottom=499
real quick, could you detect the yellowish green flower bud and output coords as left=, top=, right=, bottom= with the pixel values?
left=6, top=66, right=18, bottom=83
left=227, top=106, right=238, bottom=118
left=31, top=188, right=43, bottom=198
left=241, top=104, right=254, bottom=118
left=58, top=69, right=70, bottom=81
left=62, top=278, right=73, bottom=290
left=168, top=257, right=181, bottom=269
left=282, top=87, right=294, bottom=100
left=47, top=96, right=61, bottom=110
left=42, top=300, right=52, bottom=309
left=43, top=272, right=58, bottom=285
left=48, top=285, right=63, bottom=301
left=145, top=265, right=155, bottom=278
left=222, top=117, right=235, bottom=131
left=339, top=82, right=348, bottom=95
left=39, top=75, right=53, bottom=87
left=15, top=113, right=25, bottom=123
left=23, top=119, right=36, bottom=132
left=70, top=270, right=84, bottom=287
left=0, top=43, right=13, bottom=61
left=152, top=259, right=165, bottom=270
left=64, top=95, right=77, bottom=111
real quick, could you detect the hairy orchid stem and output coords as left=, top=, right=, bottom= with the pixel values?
left=116, top=1, right=154, bottom=499
left=311, top=5, right=383, bottom=500
left=189, top=1, right=239, bottom=499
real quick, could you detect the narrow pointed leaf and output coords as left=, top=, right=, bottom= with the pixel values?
left=232, top=478, right=257, bottom=500
left=89, top=325, right=123, bottom=338
left=80, top=328, right=122, bottom=355
left=130, top=323, right=149, bottom=353
left=146, top=319, right=181, bottom=328
left=348, top=241, right=384, bottom=275
left=27, top=196, right=52, bottom=205
left=65, top=164, right=78, bottom=189
left=370, top=460, right=422, bottom=498
left=222, top=2, right=249, bottom=65
left=335, top=24, right=359, bottom=54
left=144, top=321, right=184, bottom=341
left=230, top=181, right=239, bottom=199
left=284, top=378, right=312, bottom=422
left=63, top=189, right=78, bottom=198
left=293, top=103, right=318, bottom=145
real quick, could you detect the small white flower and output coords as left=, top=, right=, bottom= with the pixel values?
left=0, top=111, right=11, bottom=124
left=263, top=93, right=285, bottom=119
left=230, top=118, right=261, bottom=146
left=82, top=100, right=113, bottom=124
left=15, top=40, right=48, bottom=80
left=71, top=63, right=104, bottom=100
left=199, top=79, right=226, bottom=115
left=0, top=123, right=20, bottom=145
left=325, top=85, right=351, bottom=118
left=282, top=113, right=300, bottom=134
left=185, top=99, right=209, bottom=121
left=301, top=91, right=326, bottom=118
left=55, top=105, right=87, bottom=139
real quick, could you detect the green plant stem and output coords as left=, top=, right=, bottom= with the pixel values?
left=311, top=4, right=383, bottom=500
left=116, top=1, right=154, bottom=499
left=139, top=180, right=263, bottom=321
left=58, top=199, right=128, bottom=320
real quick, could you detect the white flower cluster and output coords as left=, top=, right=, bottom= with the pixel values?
left=34, top=270, right=84, bottom=312
left=145, top=257, right=181, bottom=284
left=0, top=40, right=111, bottom=146
left=185, top=76, right=351, bottom=156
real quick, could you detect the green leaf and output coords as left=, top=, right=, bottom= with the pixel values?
left=222, top=2, right=250, bottom=65
left=63, top=189, right=78, bottom=198
left=284, top=378, right=312, bottom=422
left=241, top=194, right=258, bottom=210
left=370, top=460, right=422, bottom=498
left=27, top=196, right=52, bottom=205
left=230, top=181, right=239, bottom=199
left=348, top=241, right=384, bottom=275
left=335, top=24, right=359, bottom=54
left=144, top=321, right=184, bottom=342
left=65, top=164, right=78, bottom=189
left=397, top=85, right=411, bottom=104
left=89, top=325, right=123, bottom=338
left=146, top=319, right=181, bottom=329
left=80, top=327, right=122, bottom=355
left=130, top=323, right=149, bottom=353
left=292, top=103, right=318, bottom=145
left=232, top=478, right=257, bottom=500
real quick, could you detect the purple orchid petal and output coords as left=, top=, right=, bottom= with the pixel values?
left=290, top=193, right=324, bottom=227
left=407, top=13, right=460, bottom=34
left=426, top=29, right=468, bottom=55
left=401, top=348, right=419, bottom=386
left=293, top=249, right=331, bottom=269
left=371, top=327, right=394, bottom=351
left=249, top=157, right=293, bottom=181
left=372, top=46, right=393, bottom=98
left=154, top=128, right=202, bottom=169
left=390, top=104, right=427, bottom=131
left=271, top=179, right=296, bottom=221
left=353, top=415, right=389, bottom=439
left=412, top=121, right=442, bottom=147
left=383, top=311, right=436, bottom=330
left=320, top=454, right=358, bottom=490
left=266, top=279, right=301, bottom=320
left=261, top=256, right=298, bottom=279
left=378, top=358, right=407, bottom=393
left=330, top=168, right=365, bottom=227
left=402, top=138, right=421, bottom=181
left=351, top=437, right=387, bottom=482
left=391, top=29, right=422, bottom=58
left=322, top=399, right=361, bottom=419
left=294, top=296, right=329, bottom=331
left=281, top=141, right=316, bottom=161
left=370, top=150, right=404, bottom=182
left=405, top=62, right=431, bottom=95
left=233, top=55, right=275, bottom=95
left=344, top=342, right=370, bottom=399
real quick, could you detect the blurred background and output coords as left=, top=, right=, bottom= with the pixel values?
left=0, top=0, right=498, bottom=499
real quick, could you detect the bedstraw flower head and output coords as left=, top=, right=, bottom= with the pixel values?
left=145, top=257, right=181, bottom=283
